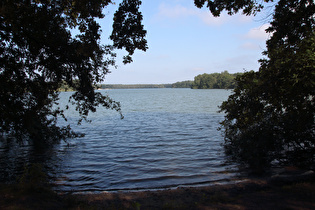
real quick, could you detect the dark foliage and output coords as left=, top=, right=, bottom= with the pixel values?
left=212, top=0, right=315, bottom=172
left=0, top=0, right=147, bottom=147
left=194, top=0, right=269, bottom=16
left=110, top=0, right=147, bottom=64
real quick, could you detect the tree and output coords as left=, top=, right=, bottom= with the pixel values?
left=191, top=71, right=240, bottom=89
left=172, top=80, right=193, bottom=88
left=194, top=0, right=268, bottom=16
left=196, top=0, right=315, bottom=172
left=0, top=0, right=147, bottom=147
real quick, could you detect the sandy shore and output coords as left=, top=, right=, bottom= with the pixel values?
left=70, top=176, right=315, bottom=209
left=1, top=172, right=315, bottom=209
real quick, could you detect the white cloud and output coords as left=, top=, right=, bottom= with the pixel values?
left=156, top=3, right=228, bottom=26
left=158, top=4, right=183, bottom=18
left=157, top=3, right=195, bottom=18
left=156, top=3, right=258, bottom=26
left=236, top=14, right=254, bottom=23
left=244, top=23, right=271, bottom=41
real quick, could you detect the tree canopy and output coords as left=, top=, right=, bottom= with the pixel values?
left=191, top=71, right=242, bottom=89
left=194, top=0, right=269, bottom=16
left=0, top=0, right=147, bottom=147
left=196, top=0, right=315, bottom=172
left=172, top=80, right=193, bottom=88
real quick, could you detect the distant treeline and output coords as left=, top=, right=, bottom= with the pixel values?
left=191, top=71, right=242, bottom=89
left=57, top=71, right=242, bottom=91
left=171, top=80, right=194, bottom=88
left=100, top=81, right=194, bottom=89
left=99, top=84, right=172, bottom=89
left=58, top=82, right=191, bottom=91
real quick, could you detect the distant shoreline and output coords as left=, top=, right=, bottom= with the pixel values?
left=98, top=84, right=173, bottom=89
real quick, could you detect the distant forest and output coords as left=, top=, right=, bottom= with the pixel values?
left=171, top=80, right=194, bottom=88
left=99, top=81, right=194, bottom=89
left=191, top=71, right=242, bottom=89
left=99, top=84, right=172, bottom=89
left=58, top=71, right=242, bottom=91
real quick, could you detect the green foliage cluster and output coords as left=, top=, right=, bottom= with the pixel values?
left=211, top=0, right=315, bottom=172
left=0, top=0, right=147, bottom=146
left=172, top=80, right=194, bottom=88
left=194, top=0, right=266, bottom=16
left=191, top=71, right=241, bottom=89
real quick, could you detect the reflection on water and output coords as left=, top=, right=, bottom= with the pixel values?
left=0, top=89, right=242, bottom=192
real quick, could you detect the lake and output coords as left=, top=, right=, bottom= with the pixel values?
left=0, top=88, right=242, bottom=192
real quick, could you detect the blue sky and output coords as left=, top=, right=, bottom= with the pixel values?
left=100, top=0, right=273, bottom=84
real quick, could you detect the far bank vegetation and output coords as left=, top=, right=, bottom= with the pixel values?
left=191, top=71, right=242, bottom=89
left=57, top=71, right=242, bottom=91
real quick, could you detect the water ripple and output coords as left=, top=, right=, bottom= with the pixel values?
left=1, top=89, right=242, bottom=192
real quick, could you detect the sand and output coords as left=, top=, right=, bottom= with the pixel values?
left=1, top=170, right=315, bottom=209
left=70, top=176, right=315, bottom=209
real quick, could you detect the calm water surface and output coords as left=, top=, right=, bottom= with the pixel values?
left=1, top=89, right=242, bottom=192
